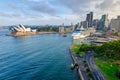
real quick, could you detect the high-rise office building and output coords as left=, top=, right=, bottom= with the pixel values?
left=71, top=22, right=75, bottom=31
left=109, top=16, right=120, bottom=32
left=93, top=19, right=99, bottom=29
left=81, top=21, right=88, bottom=29
left=99, top=14, right=109, bottom=31
left=86, top=12, right=93, bottom=27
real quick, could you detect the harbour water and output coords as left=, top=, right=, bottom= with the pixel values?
left=0, top=29, right=79, bottom=80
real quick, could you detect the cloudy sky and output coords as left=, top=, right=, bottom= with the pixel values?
left=0, top=0, right=120, bottom=26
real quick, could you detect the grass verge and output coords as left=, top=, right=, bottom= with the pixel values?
left=71, top=45, right=84, bottom=55
left=95, top=60, right=120, bottom=80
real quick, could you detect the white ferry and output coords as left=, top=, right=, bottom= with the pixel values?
left=72, top=27, right=96, bottom=39
left=72, top=33, right=87, bottom=39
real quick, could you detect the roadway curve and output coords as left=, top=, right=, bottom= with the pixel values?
left=85, top=51, right=106, bottom=80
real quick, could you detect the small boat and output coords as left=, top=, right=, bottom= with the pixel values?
left=63, top=33, right=67, bottom=37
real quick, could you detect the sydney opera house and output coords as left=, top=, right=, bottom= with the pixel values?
left=11, top=24, right=36, bottom=33
left=9, top=24, right=37, bottom=36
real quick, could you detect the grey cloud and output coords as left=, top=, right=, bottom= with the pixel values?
left=27, top=14, right=44, bottom=19
left=7, top=2, right=29, bottom=15
left=8, top=3, right=18, bottom=9
left=96, top=0, right=120, bottom=11
left=58, top=0, right=97, bottom=14
left=11, top=13, right=22, bottom=17
left=0, top=12, right=43, bottom=20
left=0, top=12, right=22, bottom=18
left=28, top=0, right=53, bottom=2
left=7, top=2, right=44, bottom=18
left=30, top=3, right=56, bottom=15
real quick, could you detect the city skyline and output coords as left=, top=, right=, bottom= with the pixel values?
left=0, top=0, right=120, bottom=26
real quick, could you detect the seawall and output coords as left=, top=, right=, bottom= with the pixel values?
left=7, top=32, right=36, bottom=36
left=69, top=47, right=84, bottom=80
left=7, top=32, right=58, bottom=37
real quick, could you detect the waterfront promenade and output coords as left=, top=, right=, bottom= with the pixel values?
left=69, top=47, right=106, bottom=80
left=69, top=47, right=87, bottom=80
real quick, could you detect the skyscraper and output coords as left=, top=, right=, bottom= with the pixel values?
left=99, top=14, right=109, bottom=31
left=81, top=21, right=88, bottom=29
left=86, top=12, right=93, bottom=27
left=109, top=16, right=120, bottom=32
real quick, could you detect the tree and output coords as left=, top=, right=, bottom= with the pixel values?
left=116, top=69, right=120, bottom=79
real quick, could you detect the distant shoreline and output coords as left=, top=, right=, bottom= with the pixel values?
left=37, top=31, right=57, bottom=34
left=7, top=31, right=58, bottom=37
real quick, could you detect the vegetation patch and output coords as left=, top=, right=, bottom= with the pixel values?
left=95, top=60, right=120, bottom=80
left=71, top=44, right=94, bottom=55
left=72, top=40, right=120, bottom=80
left=71, top=45, right=80, bottom=53
left=94, top=40, right=120, bottom=60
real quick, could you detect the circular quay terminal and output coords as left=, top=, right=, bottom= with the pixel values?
left=0, top=0, right=120, bottom=80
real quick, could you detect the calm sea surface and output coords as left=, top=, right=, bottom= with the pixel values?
left=0, top=29, right=79, bottom=80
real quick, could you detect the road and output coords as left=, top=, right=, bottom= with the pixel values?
left=70, top=48, right=106, bottom=80
left=76, top=56, right=89, bottom=80
left=85, top=51, right=106, bottom=80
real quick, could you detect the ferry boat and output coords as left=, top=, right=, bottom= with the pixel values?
left=72, top=33, right=87, bottom=39
left=72, top=27, right=96, bottom=39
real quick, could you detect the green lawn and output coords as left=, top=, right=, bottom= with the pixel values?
left=71, top=45, right=84, bottom=55
left=71, top=45, right=80, bottom=53
left=95, top=60, right=120, bottom=80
